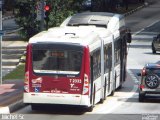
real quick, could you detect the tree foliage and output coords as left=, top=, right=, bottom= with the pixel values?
left=14, top=0, right=39, bottom=39
left=14, top=0, right=84, bottom=39
left=3, top=0, right=14, bottom=11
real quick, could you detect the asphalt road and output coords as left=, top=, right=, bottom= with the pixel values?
left=126, top=1, right=160, bottom=33
left=2, top=18, right=19, bottom=33
left=2, top=1, right=160, bottom=120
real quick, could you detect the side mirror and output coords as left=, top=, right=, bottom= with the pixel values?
left=125, top=27, right=132, bottom=43
left=137, top=73, right=141, bottom=76
left=126, top=32, right=132, bottom=43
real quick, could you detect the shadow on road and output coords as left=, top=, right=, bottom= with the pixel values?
left=144, top=52, right=160, bottom=55
left=129, top=44, right=151, bottom=48
left=118, top=96, right=160, bottom=103
left=26, top=105, right=86, bottom=115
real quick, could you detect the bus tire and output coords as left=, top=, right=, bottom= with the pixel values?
left=31, top=104, right=39, bottom=111
left=100, top=79, right=107, bottom=103
left=118, top=65, right=125, bottom=90
left=152, top=43, right=156, bottom=54
left=110, top=74, right=116, bottom=96
left=110, top=87, right=115, bottom=96
left=88, top=85, right=95, bottom=112
left=104, top=79, right=107, bottom=100
left=139, top=92, right=145, bottom=102
left=87, top=105, right=93, bottom=112
left=124, top=65, right=126, bottom=82
left=117, top=84, right=122, bottom=90
left=108, top=78, right=110, bottom=93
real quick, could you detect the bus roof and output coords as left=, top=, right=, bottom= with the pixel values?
left=29, top=26, right=102, bottom=46
left=60, top=12, right=125, bottom=32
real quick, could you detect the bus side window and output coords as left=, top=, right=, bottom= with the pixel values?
left=108, top=44, right=112, bottom=70
left=90, top=56, right=93, bottom=82
left=104, top=45, right=109, bottom=73
left=92, top=49, right=101, bottom=80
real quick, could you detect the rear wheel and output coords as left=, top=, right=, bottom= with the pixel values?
left=139, top=92, right=145, bottom=102
left=87, top=86, right=95, bottom=112
left=108, top=78, right=110, bottom=94
left=87, top=105, right=93, bottom=112
left=100, top=80, right=107, bottom=103
left=103, top=80, right=107, bottom=100
left=152, top=44, right=156, bottom=54
left=110, top=86, right=115, bottom=96
left=110, top=74, right=116, bottom=96
left=110, top=81, right=115, bottom=96
left=117, top=84, right=122, bottom=90
left=31, top=104, right=40, bottom=111
left=145, top=74, right=159, bottom=89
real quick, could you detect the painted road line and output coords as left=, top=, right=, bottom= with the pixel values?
left=128, top=69, right=139, bottom=85
left=132, top=20, right=160, bottom=37
left=86, top=69, right=139, bottom=114
left=0, top=107, right=10, bottom=114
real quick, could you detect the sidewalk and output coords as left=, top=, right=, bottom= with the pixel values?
left=1, top=22, right=27, bottom=114
left=0, top=80, right=25, bottom=114
left=1, top=39, right=27, bottom=114
left=0, top=0, right=159, bottom=114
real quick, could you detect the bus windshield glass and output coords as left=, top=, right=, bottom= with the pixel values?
left=32, top=43, right=83, bottom=76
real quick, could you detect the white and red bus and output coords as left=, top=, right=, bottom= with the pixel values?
left=23, top=12, right=131, bottom=111
left=61, top=12, right=131, bottom=93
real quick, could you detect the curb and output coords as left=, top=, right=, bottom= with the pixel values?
left=0, top=100, right=27, bottom=114
left=3, top=27, right=23, bottom=37
left=2, top=15, right=22, bottom=36
left=124, top=2, right=148, bottom=16
left=5, top=27, right=23, bottom=35
left=9, top=100, right=27, bottom=113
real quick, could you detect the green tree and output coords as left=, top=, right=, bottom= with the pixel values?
left=92, top=0, right=104, bottom=12
left=14, top=0, right=39, bottom=39
left=14, top=0, right=84, bottom=39
left=46, top=0, right=84, bottom=27
left=4, top=0, right=14, bottom=11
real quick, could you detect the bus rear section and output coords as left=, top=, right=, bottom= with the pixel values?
left=23, top=43, right=91, bottom=108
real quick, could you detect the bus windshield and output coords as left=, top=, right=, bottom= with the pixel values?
left=32, top=43, right=83, bottom=76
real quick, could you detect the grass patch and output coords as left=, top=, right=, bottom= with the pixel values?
left=3, top=64, right=25, bottom=80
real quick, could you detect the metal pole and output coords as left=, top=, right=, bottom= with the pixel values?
left=0, top=0, right=2, bottom=84
left=40, top=0, right=44, bottom=31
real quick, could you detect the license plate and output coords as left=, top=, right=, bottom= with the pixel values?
left=143, top=88, right=156, bottom=91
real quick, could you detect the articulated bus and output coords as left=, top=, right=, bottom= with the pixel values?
left=23, top=12, right=131, bottom=111
left=61, top=12, right=132, bottom=92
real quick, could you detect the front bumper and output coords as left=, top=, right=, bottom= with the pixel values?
left=141, top=88, right=160, bottom=94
